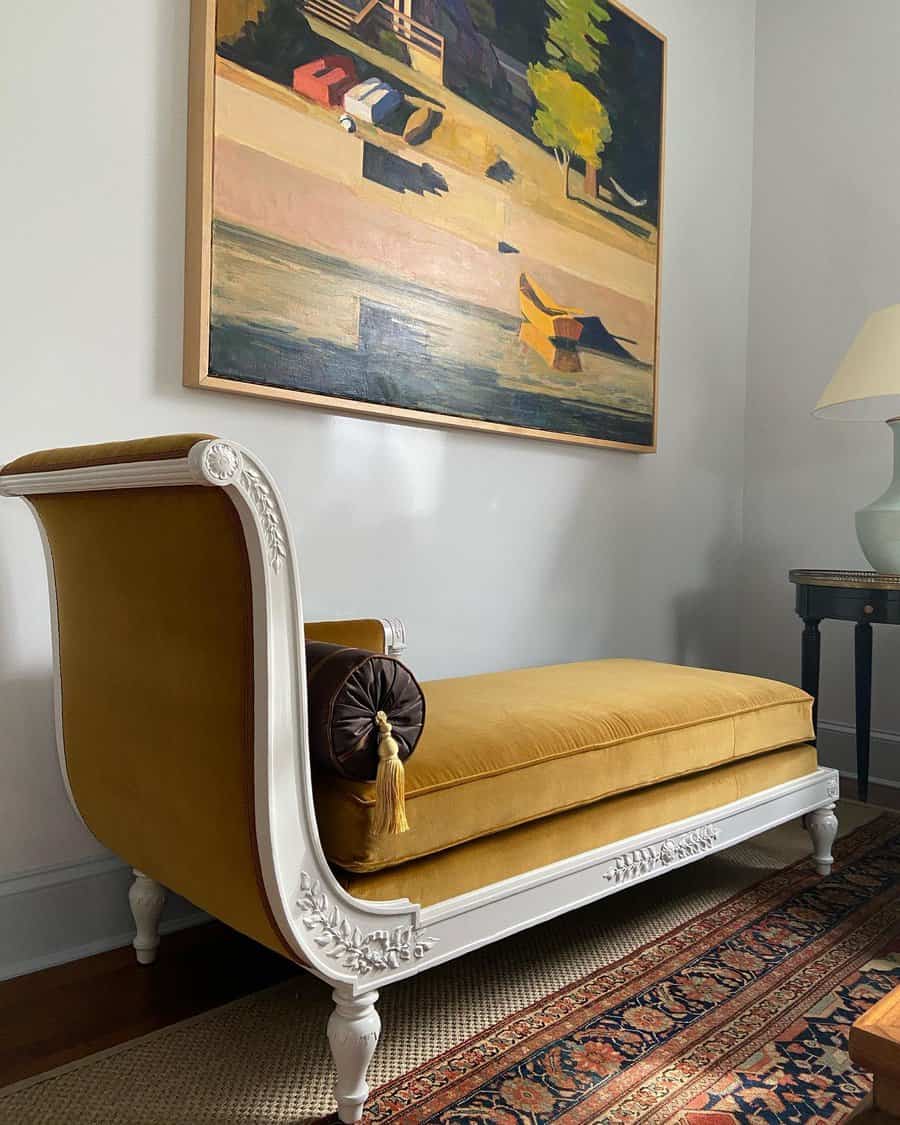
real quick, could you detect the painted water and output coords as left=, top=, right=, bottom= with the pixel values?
left=210, top=221, right=654, bottom=444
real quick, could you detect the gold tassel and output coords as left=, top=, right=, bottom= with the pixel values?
left=373, top=710, right=409, bottom=837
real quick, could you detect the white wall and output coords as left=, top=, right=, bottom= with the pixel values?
left=0, top=0, right=757, bottom=975
left=742, top=0, right=900, bottom=785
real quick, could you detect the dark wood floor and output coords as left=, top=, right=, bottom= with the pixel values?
left=846, top=779, right=900, bottom=811
left=1, top=776, right=897, bottom=1090
left=0, top=922, right=298, bottom=1088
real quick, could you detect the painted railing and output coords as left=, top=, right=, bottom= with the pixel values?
left=302, top=0, right=361, bottom=31
left=368, top=3, right=444, bottom=63
left=301, top=0, right=445, bottom=68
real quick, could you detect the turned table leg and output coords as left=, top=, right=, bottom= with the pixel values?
left=327, top=985, right=381, bottom=1123
left=801, top=616, right=821, bottom=741
left=855, top=620, right=873, bottom=802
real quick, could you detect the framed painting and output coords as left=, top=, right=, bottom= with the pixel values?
left=185, top=0, right=666, bottom=451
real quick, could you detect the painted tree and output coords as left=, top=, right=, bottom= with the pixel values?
left=545, top=0, right=611, bottom=77
left=527, top=64, right=611, bottom=199
left=544, top=0, right=611, bottom=196
left=217, top=0, right=320, bottom=85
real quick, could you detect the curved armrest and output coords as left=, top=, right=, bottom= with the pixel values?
left=3, top=434, right=422, bottom=987
left=304, top=618, right=407, bottom=656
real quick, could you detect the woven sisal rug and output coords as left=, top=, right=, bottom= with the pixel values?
left=1, top=804, right=897, bottom=1124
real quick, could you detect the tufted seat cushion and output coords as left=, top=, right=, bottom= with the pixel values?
left=313, top=658, right=813, bottom=873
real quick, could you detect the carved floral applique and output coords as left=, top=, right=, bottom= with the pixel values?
left=297, top=873, right=438, bottom=975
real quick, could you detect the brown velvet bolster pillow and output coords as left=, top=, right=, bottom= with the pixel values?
left=305, top=641, right=425, bottom=781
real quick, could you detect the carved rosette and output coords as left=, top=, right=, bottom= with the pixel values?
left=202, top=441, right=243, bottom=484
left=604, top=825, right=719, bottom=885
left=826, top=776, right=839, bottom=800
left=195, top=443, right=286, bottom=572
left=297, top=873, right=437, bottom=975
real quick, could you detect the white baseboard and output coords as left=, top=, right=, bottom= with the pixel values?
left=816, top=719, right=900, bottom=789
left=0, top=853, right=208, bottom=982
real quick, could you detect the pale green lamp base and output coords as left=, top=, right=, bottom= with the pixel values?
left=856, top=419, right=900, bottom=574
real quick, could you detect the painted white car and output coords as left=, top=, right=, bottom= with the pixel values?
left=343, top=77, right=403, bottom=125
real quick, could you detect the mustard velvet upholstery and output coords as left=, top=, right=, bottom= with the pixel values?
left=315, top=659, right=813, bottom=872
left=337, top=743, right=819, bottom=906
left=28, top=484, right=294, bottom=961
left=8, top=437, right=821, bottom=938
left=0, top=434, right=213, bottom=475
left=304, top=619, right=389, bottom=655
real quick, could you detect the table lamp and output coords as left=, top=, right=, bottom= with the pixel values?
left=815, top=304, right=900, bottom=573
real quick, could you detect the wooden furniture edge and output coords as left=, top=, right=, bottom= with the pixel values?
left=790, top=570, right=900, bottom=590
left=851, top=985, right=900, bottom=1080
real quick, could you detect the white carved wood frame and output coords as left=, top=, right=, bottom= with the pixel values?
left=0, top=441, right=840, bottom=998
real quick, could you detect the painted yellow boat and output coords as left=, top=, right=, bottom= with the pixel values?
left=519, top=273, right=584, bottom=342
left=519, top=323, right=582, bottom=373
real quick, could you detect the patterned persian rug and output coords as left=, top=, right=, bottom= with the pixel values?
left=366, top=813, right=900, bottom=1124
left=0, top=806, right=897, bottom=1124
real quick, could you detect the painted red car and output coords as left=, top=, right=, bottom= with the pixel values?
left=292, top=55, right=358, bottom=108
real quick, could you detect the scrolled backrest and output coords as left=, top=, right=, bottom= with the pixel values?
left=0, top=435, right=292, bottom=956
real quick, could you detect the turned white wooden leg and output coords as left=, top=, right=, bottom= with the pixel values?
left=327, top=986, right=381, bottom=1124
left=128, top=869, right=166, bottom=965
left=804, top=804, right=839, bottom=876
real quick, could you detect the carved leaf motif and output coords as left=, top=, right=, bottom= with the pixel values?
left=295, top=872, right=438, bottom=977
left=241, top=467, right=287, bottom=572
left=604, top=825, right=719, bottom=885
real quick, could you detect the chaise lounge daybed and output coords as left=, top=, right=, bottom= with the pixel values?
left=0, top=434, right=839, bottom=1123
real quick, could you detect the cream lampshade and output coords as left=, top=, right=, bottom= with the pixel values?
left=815, top=304, right=900, bottom=572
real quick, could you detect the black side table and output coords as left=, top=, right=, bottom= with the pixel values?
left=790, top=569, right=900, bottom=802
